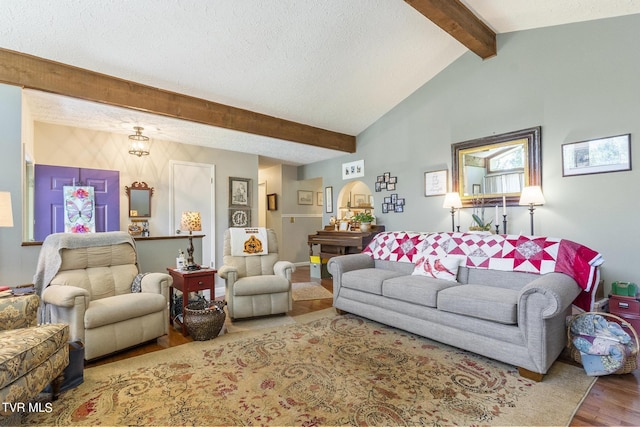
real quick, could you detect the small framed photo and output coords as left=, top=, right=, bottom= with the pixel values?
left=354, top=193, right=367, bottom=207
left=229, top=177, right=251, bottom=207
left=325, top=186, right=333, bottom=213
left=425, top=169, right=448, bottom=197
left=384, top=196, right=391, bottom=204
left=383, top=172, right=391, bottom=182
left=317, top=191, right=323, bottom=206
left=395, top=205, right=404, bottom=213
left=375, top=182, right=382, bottom=192
left=267, top=193, right=277, bottom=211
left=382, top=203, right=389, bottom=214
left=387, top=182, right=396, bottom=191
left=377, top=175, right=384, bottom=182
left=391, top=193, right=398, bottom=203
left=380, top=182, right=387, bottom=190
left=339, top=221, right=350, bottom=231
left=388, top=204, right=396, bottom=212
left=389, top=176, right=397, bottom=184
left=562, top=134, right=631, bottom=176
left=396, top=198, right=405, bottom=206
left=298, top=190, right=313, bottom=205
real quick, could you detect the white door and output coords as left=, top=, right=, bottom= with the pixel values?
left=170, top=161, right=215, bottom=268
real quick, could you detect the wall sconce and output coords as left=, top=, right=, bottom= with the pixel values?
left=0, top=191, right=14, bottom=228
left=442, top=192, right=462, bottom=232
left=519, top=186, right=545, bottom=235
left=180, top=211, right=202, bottom=270
left=128, top=126, right=150, bottom=157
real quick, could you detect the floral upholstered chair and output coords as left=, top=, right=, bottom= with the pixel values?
left=0, top=294, right=69, bottom=413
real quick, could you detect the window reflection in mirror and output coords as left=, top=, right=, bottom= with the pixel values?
left=452, top=127, right=541, bottom=207
left=126, top=182, right=153, bottom=218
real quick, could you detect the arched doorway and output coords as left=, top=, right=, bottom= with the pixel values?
left=336, top=180, right=375, bottom=222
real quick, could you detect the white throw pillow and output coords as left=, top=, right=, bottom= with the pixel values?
left=412, top=255, right=460, bottom=281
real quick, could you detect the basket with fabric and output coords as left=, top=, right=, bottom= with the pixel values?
left=568, top=312, right=638, bottom=376
left=184, top=300, right=226, bottom=341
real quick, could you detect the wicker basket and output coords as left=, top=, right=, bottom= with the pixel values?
left=184, top=300, right=226, bottom=341
left=567, top=312, right=638, bottom=374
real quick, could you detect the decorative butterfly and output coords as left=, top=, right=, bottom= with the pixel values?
left=66, top=198, right=94, bottom=223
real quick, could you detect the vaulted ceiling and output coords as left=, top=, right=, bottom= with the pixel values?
left=2, top=1, right=639, bottom=167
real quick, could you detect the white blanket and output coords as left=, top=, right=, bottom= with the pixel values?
left=229, top=227, right=268, bottom=256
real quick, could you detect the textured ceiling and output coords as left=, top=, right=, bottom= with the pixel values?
left=3, top=1, right=640, bottom=166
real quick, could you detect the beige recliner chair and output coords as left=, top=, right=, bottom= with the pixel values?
left=35, top=231, right=171, bottom=360
left=218, top=228, right=294, bottom=320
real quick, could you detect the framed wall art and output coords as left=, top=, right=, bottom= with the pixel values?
left=562, top=134, right=631, bottom=176
left=325, top=186, right=333, bottom=213
left=317, top=191, right=323, bottom=206
left=229, top=177, right=251, bottom=207
left=298, top=190, right=313, bottom=205
left=342, top=159, right=365, bottom=179
left=424, top=169, right=448, bottom=197
left=229, top=208, right=251, bottom=227
left=267, top=193, right=277, bottom=211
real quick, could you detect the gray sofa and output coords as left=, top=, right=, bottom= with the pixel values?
left=327, top=231, right=600, bottom=380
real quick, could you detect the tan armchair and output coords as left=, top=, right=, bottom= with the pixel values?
left=218, top=228, right=294, bottom=320
left=35, top=231, right=171, bottom=360
left=0, top=294, right=69, bottom=412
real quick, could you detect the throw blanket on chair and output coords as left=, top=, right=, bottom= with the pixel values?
left=229, top=227, right=269, bottom=256
left=363, top=231, right=604, bottom=311
left=33, top=231, right=138, bottom=297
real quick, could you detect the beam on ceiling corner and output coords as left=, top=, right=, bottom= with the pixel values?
left=404, top=0, right=496, bottom=59
left=0, top=48, right=355, bottom=153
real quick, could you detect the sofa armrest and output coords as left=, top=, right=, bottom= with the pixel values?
left=41, top=284, right=90, bottom=343
left=141, top=272, right=172, bottom=301
left=518, top=272, right=581, bottom=320
left=328, top=254, right=374, bottom=297
left=274, top=261, right=296, bottom=280
left=0, top=294, right=40, bottom=330
left=217, top=265, right=237, bottom=281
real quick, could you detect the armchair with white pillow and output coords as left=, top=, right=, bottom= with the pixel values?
left=218, top=228, right=295, bottom=320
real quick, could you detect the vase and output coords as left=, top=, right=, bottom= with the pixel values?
left=360, top=222, right=372, bottom=232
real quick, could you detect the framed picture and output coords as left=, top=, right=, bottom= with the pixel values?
left=382, top=203, right=389, bottom=213
left=395, top=205, right=404, bottom=213
left=562, top=134, right=631, bottom=176
left=472, top=184, right=482, bottom=195
left=383, top=172, right=390, bottom=182
left=298, top=190, right=313, bottom=205
left=325, top=186, right=333, bottom=213
left=384, top=196, right=391, bottom=203
left=389, top=176, right=397, bottom=184
left=375, top=182, right=382, bottom=192
left=377, top=175, right=384, bottom=182
left=342, top=159, right=365, bottom=180
left=387, top=182, right=396, bottom=191
left=339, top=221, right=350, bottom=231
left=424, top=169, right=448, bottom=197
left=229, top=208, right=251, bottom=227
left=317, top=191, right=323, bottom=206
left=354, top=193, right=367, bottom=207
left=229, top=177, right=251, bottom=207
left=267, top=193, right=277, bottom=211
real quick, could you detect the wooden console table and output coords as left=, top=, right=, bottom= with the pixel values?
left=307, top=226, right=384, bottom=259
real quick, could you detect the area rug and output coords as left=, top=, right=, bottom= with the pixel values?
left=292, top=281, right=333, bottom=301
left=24, top=313, right=595, bottom=426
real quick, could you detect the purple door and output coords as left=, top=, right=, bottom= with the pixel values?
left=34, top=165, right=120, bottom=241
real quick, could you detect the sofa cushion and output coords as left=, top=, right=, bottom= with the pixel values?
left=342, top=268, right=405, bottom=295
left=233, top=275, right=290, bottom=296
left=0, top=323, right=69, bottom=389
left=437, top=285, right=519, bottom=325
left=412, top=255, right=461, bottom=281
left=85, top=293, right=166, bottom=329
left=383, top=275, right=460, bottom=307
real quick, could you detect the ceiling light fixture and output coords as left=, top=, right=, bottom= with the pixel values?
left=128, top=126, right=150, bottom=157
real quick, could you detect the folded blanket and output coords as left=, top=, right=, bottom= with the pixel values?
left=229, top=227, right=268, bottom=256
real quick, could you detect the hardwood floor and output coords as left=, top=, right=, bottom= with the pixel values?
left=86, top=266, right=639, bottom=426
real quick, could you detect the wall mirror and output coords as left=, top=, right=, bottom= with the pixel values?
left=452, top=127, right=541, bottom=207
left=126, top=181, right=154, bottom=217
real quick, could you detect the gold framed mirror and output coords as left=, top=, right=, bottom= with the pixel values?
left=452, top=127, right=541, bottom=207
left=126, top=181, right=154, bottom=217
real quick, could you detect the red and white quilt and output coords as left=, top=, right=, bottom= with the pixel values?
left=363, top=231, right=604, bottom=311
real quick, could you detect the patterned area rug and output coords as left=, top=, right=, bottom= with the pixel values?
left=292, top=281, right=333, bottom=301
left=24, top=313, right=595, bottom=426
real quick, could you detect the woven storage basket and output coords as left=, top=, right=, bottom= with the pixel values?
left=567, top=312, right=638, bottom=374
left=184, top=300, right=226, bottom=341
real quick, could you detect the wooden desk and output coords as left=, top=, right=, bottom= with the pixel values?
left=307, top=227, right=384, bottom=259
left=167, top=267, right=216, bottom=336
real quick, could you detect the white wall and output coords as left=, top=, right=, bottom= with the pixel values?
left=301, top=15, right=640, bottom=295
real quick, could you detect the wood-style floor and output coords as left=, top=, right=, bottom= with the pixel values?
left=87, top=266, right=639, bottom=426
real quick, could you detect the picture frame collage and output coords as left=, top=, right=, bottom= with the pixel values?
left=375, top=172, right=405, bottom=214
left=229, top=177, right=251, bottom=227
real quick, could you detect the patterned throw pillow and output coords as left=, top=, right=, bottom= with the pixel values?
left=131, top=273, right=149, bottom=293
left=412, top=255, right=460, bottom=281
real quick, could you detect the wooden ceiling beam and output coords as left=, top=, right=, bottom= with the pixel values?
left=404, top=0, right=496, bottom=59
left=0, top=48, right=355, bottom=153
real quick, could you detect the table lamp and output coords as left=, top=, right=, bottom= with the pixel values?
left=442, top=192, right=462, bottom=232
left=0, top=192, right=13, bottom=228
left=519, top=186, right=545, bottom=235
left=180, top=211, right=201, bottom=270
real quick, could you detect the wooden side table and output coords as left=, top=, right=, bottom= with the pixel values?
left=167, top=267, right=217, bottom=336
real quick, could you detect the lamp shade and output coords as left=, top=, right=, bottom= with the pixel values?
left=442, top=192, right=462, bottom=209
left=0, top=191, right=13, bottom=228
left=519, top=186, right=545, bottom=206
left=180, top=211, right=202, bottom=232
